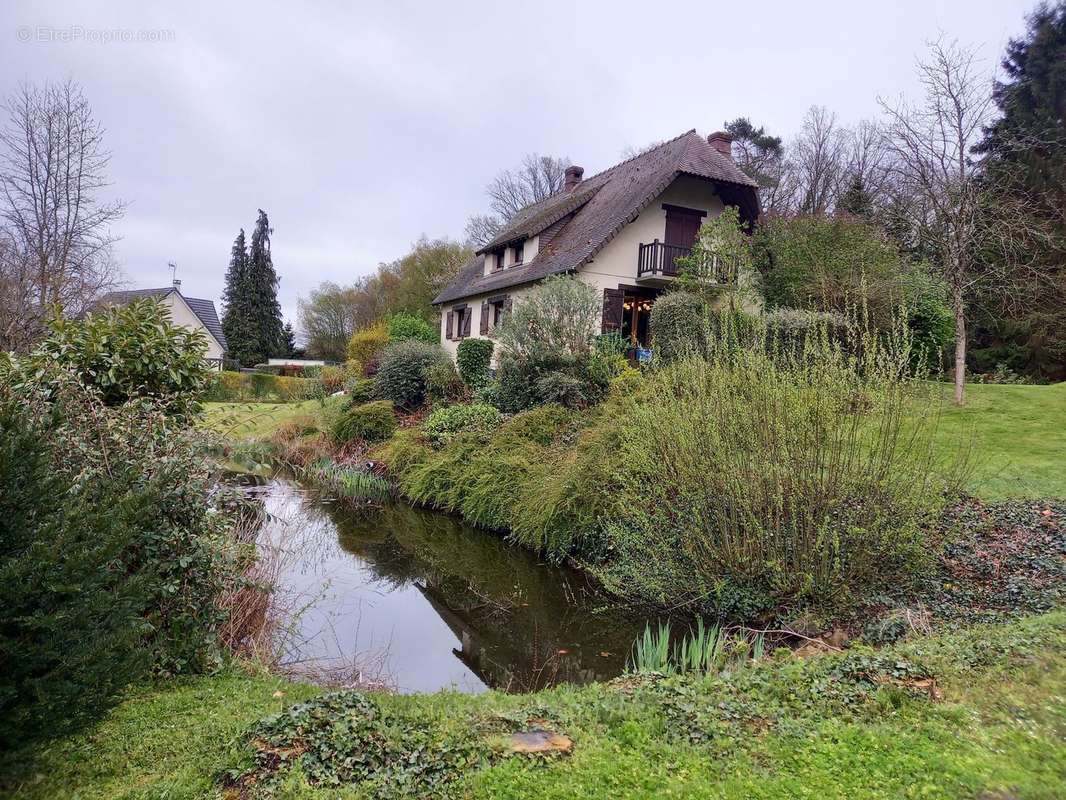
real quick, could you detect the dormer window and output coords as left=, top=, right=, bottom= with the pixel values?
left=513, top=240, right=524, bottom=265
left=493, top=250, right=506, bottom=271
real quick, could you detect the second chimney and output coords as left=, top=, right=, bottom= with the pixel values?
left=564, top=165, right=584, bottom=191
left=707, top=131, right=734, bottom=159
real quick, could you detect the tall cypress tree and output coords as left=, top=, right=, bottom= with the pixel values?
left=221, top=229, right=258, bottom=366
left=282, top=321, right=296, bottom=357
left=245, top=209, right=285, bottom=365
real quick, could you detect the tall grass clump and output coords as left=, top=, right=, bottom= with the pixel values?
left=596, top=309, right=962, bottom=615
left=627, top=618, right=761, bottom=675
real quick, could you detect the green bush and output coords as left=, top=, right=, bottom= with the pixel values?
left=346, top=376, right=375, bottom=404
left=494, top=275, right=601, bottom=360
left=28, top=297, right=210, bottom=418
left=374, top=340, right=450, bottom=409
left=0, top=373, right=247, bottom=747
left=494, top=353, right=609, bottom=412
left=425, top=360, right=466, bottom=404
left=650, top=291, right=709, bottom=363
left=421, top=403, right=503, bottom=446
left=331, top=400, right=397, bottom=444
left=593, top=322, right=954, bottom=612
left=387, top=312, right=438, bottom=344
left=347, top=323, right=390, bottom=375
left=456, top=338, right=494, bottom=387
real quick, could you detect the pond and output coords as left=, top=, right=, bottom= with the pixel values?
left=238, top=475, right=651, bottom=694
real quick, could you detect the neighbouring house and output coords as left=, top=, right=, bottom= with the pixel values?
left=433, top=128, right=760, bottom=356
left=95, top=281, right=228, bottom=368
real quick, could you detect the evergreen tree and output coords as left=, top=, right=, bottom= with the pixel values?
left=220, top=230, right=258, bottom=366
left=837, top=176, right=875, bottom=218
left=245, top=210, right=285, bottom=365
left=975, top=2, right=1066, bottom=379
left=282, top=321, right=296, bottom=357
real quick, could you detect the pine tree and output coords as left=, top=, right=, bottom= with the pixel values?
left=282, top=321, right=296, bottom=357
left=244, top=210, right=285, bottom=365
left=221, top=229, right=257, bottom=366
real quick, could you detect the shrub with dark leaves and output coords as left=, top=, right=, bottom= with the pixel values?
left=374, top=340, right=450, bottom=409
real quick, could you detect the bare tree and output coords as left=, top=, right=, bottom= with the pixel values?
left=788, top=106, right=849, bottom=214
left=880, top=38, right=995, bottom=405
left=465, top=153, right=569, bottom=246
left=0, top=80, right=124, bottom=350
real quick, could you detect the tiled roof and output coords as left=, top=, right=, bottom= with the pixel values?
left=434, top=130, right=759, bottom=305
left=97, top=287, right=228, bottom=351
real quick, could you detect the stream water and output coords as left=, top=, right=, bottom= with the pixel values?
left=238, top=475, right=651, bottom=694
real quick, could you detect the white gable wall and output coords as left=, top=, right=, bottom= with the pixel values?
left=161, top=293, right=225, bottom=360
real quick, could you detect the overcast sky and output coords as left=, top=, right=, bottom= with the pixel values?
left=1, top=0, right=1036, bottom=328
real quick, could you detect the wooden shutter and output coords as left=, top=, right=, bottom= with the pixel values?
left=480, top=302, right=490, bottom=334
left=601, top=288, right=624, bottom=333
left=446, top=311, right=454, bottom=340
left=664, top=205, right=706, bottom=248
left=461, top=309, right=472, bottom=337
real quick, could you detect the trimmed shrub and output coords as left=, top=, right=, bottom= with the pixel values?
left=374, top=340, right=450, bottom=409
left=421, top=403, right=503, bottom=446
left=493, top=353, right=609, bottom=412
left=456, top=338, right=494, bottom=387
left=346, top=376, right=375, bottom=404
left=650, top=290, right=708, bottom=363
left=331, top=400, right=397, bottom=444
left=387, top=312, right=438, bottom=344
left=425, top=360, right=467, bottom=404
left=347, top=322, right=390, bottom=374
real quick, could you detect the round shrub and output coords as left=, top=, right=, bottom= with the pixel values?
left=347, top=322, right=389, bottom=374
left=345, top=376, right=375, bottom=404
left=650, top=290, right=708, bottom=363
left=331, top=400, right=397, bottom=444
left=387, top=312, right=438, bottom=344
left=373, top=340, right=450, bottom=409
left=421, top=403, right=503, bottom=446
left=456, top=338, right=494, bottom=387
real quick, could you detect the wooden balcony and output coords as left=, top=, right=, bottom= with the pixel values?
left=637, top=240, right=739, bottom=285
left=637, top=240, right=689, bottom=278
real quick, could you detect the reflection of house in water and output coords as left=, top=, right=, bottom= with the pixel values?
left=416, top=582, right=615, bottom=692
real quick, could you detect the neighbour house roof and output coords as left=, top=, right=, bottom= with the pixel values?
left=97, top=287, right=228, bottom=351
left=434, top=129, right=760, bottom=305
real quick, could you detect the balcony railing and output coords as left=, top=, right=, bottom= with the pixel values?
left=637, top=240, right=690, bottom=278
left=637, top=240, right=739, bottom=285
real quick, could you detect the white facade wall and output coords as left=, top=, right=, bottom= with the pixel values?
left=161, top=293, right=225, bottom=360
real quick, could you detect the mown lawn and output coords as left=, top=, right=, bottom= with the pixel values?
left=3, top=613, right=1064, bottom=799
left=200, top=398, right=342, bottom=440
left=933, top=382, right=1066, bottom=499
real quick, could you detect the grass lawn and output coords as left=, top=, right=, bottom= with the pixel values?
left=200, top=398, right=342, bottom=440
left=934, top=382, right=1066, bottom=499
left=3, top=613, right=1064, bottom=799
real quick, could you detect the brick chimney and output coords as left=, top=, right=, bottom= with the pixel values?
left=564, top=165, right=584, bottom=191
left=708, top=131, right=734, bottom=159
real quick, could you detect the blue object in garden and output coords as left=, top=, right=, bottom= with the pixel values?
left=636, top=346, right=652, bottom=364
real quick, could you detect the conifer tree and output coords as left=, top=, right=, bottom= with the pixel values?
left=282, top=321, right=296, bottom=357
left=246, top=209, right=285, bottom=365
left=220, top=229, right=257, bottom=366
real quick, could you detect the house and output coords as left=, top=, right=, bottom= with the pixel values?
left=96, top=281, right=228, bottom=367
left=433, top=129, right=760, bottom=355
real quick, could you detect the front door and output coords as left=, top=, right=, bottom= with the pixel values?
left=620, top=289, right=657, bottom=347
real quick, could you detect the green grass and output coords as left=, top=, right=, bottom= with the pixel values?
left=200, top=398, right=342, bottom=440
left=5, top=613, right=1064, bottom=799
left=934, top=382, right=1066, bottom=499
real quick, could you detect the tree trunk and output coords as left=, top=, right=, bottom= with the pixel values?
left=953, top=286, right=966, bottom=406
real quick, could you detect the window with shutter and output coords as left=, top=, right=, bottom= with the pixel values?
left=601, top=288, right=624, bottom=334
left=446, top=311, right=455, bottom=340
left=479, top=302, right=490, bottom=334
left=461, top=308, right=472, bottom=337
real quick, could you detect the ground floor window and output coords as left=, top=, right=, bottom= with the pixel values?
left=620, top=289, right=657, bottom=347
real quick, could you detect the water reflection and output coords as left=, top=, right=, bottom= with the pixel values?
left=240, top=477, right=648, bottom=694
